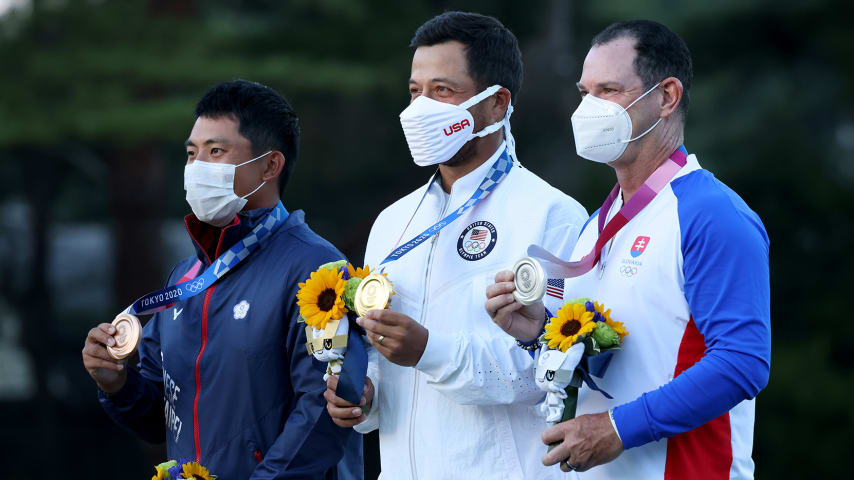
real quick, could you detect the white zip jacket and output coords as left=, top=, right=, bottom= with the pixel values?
left=355, top=143, right=588, bottom=479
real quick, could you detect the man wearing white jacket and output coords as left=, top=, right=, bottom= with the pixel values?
left=324, top=12, right=587, bottom=479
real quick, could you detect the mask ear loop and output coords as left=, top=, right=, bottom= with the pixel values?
left=621, top=82, right=663, bottom=144
left=623, top=81, right=662, bottom=111
left=236, top=150, right=273, bottom=167
left=240, top=181, right=267, bottom=200
left=623, top=118, right=663, bottom=143
left=462, top=85, right=514, bottom=142
left=459, top=85, right=503, bottom=110
left=503, top=102, right=518, bottom=163
left=236, top=150, right=274, bottom=199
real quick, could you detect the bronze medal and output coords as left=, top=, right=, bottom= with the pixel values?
left=107, top=313, right=142, bottom=360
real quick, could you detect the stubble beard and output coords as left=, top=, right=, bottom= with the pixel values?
left=441, top=139, right=479, bottom=167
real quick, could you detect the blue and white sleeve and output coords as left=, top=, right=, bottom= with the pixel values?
left=612, top=175, right=771, bottom=448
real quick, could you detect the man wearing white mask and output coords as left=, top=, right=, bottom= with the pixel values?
left=83, top=80, right=362, bottom=479
left=324, top=11, right=588, bottom=479
left=485, top=20, right=771, bottom=479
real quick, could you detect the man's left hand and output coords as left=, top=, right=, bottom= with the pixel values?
left=356, top=309, right=428, bottom=367
left=541, top=412, right=624, bottom=472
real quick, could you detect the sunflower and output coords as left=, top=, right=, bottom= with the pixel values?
left=180, top=461, right=215, bottom=480
left=591, top=301, right=628, bottom=340
left=544, top=303, right=597, bottom=352
left=297, top=267, right=348, bottom=329
left=347, top=264, right=373, bottom=279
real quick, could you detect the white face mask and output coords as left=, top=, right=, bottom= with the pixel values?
left=184, top=151, right=270, bottom=227
left=570, top=82, right=662, bottom=163
left=400, top=84, right=514, bottom=166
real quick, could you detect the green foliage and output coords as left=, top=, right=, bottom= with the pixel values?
left=343, top=277, right=362, bottom=312
left=0, top=1, right=401, bottom=145
left=591, top=322, right=620, bottom=348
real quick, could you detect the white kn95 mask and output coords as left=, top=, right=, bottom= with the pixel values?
left=570, top=82, right=662, bottom=163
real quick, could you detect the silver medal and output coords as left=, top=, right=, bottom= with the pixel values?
left=512, top=257, right=546, bottom=305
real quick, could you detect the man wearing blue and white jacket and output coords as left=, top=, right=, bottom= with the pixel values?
left=82, top=80, right=362, bottom=479
left=487, top=21, right=770, bottom=479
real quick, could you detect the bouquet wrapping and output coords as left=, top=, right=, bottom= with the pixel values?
left=296, top=261, right=379, bottom=404
left=533, top=298, right=627, bottom=447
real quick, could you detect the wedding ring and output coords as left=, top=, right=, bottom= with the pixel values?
left=377, top=335, right=385, bottom=346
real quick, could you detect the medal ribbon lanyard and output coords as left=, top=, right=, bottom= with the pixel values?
left=379, top=148, right=514, bottom=266
left=121, top=202, right=288, bottom=316
left=342, top=150, right=513, bottom=401
left=529, top=146, right=689, bottom=277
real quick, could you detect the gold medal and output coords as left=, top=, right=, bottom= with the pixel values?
left=107, top=313, right=142, bottom=360
left=353, top=273, right=393, bottom=317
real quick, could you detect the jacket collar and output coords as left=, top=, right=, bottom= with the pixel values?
left=429, top=141, right=508, bottom=204
left=184, top=204, right=290, bottom=265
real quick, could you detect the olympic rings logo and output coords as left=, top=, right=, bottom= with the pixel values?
left=619, top=266, right=638, bottom=278
left=457, top=221, right=497, bottom=261
left=185, top=278, right=206, bottom=293
left=464, top=240, right=486, bottom=253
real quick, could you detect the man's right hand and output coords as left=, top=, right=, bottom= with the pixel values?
left=485, top=270, right=547, bottom=342
left=82, top=323, right=127, bottom=394
left=324, top=376, right=374, bottom=428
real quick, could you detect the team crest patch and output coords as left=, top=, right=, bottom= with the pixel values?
left=630, top=236, right=650, bottom=258
left=457, top=221, right=497, bottom=261
left=233, top=300, right=250, bottom=320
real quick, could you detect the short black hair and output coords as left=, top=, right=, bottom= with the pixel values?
left=410, top=11, right=523, bottom=104
left=592, top=20, right=693, bottom=115
left=194, top=79, right=300, bottom=195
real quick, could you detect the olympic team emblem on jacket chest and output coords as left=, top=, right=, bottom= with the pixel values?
left=233, top=300, right=250, bottom=320
left=619, top=235, right=651, bottom=278
left=457, top=221, right=497, bottom=261
left=630, top=236, right=650, bottom=258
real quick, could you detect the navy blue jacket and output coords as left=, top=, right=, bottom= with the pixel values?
left=99, top=206, right=362, bottom=479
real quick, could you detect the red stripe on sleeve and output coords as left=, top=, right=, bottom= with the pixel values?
left=664, top=316, right=733, bottom=480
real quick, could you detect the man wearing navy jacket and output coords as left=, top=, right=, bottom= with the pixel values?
left=82, top=80, right=362, bottom=479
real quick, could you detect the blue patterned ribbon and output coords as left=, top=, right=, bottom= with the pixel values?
left=122, top=202, right=288, bottom=315
left=379, top=148, right=514, bottom=266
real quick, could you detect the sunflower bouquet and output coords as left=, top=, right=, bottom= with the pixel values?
left=534, top=298, right=627, bottom=435
left=151, top=459, right=215, bottom=480
left=296, top=260, right=378, bottom=380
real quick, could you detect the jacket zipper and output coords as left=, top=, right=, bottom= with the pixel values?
left=408, top=192, right=450, bottom=479
left=193, top=284, right=216, bottom=463
left=186, top=218, right=237, bottom=464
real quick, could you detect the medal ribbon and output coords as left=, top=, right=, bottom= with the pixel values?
left=121, top=202, right=288, bottom=316
left=379, top=148, right=514, bottom=266
left=528, top=146, right=688, bottom=277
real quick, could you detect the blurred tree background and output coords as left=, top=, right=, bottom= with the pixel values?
left=0, top=0, right=851, bottom=478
